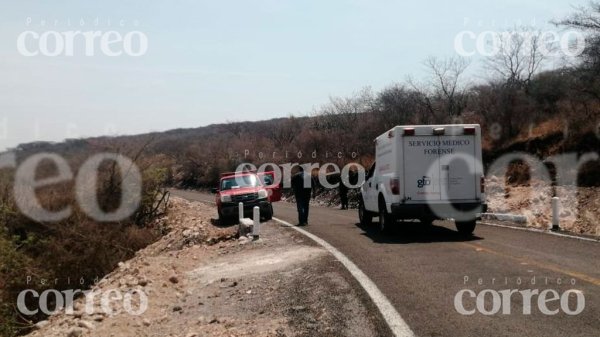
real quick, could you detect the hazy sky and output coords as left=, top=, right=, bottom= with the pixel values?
left=0, top=0, right=587, bottom=150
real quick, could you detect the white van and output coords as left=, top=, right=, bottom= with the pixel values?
left=359, top=124, right=487, bottom=235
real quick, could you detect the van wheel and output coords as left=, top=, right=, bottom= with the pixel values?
left=264, top=205, right=273, bottom=220
left=456, top=220, right=476, bottom=235
left=378, top=198, right=393, bottom=233
left=420, top=216, right=435, bottom=226
left=358, top=200, right=372, bottom=226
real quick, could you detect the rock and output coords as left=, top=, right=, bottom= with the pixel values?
left=34, top=320, right=49, bottom=329
left=186, top=333, right=198, bottom=337
left=67, top=327, right=84, bottom=337
left=169, top=275, right=179, bottom=284
left=173, top=305, right=183, bottom=312
left=219, top=281, right=238, bottom=288
left=143, top=319, right=151, bottom=326
left=77, top=320, right=95, bottom=330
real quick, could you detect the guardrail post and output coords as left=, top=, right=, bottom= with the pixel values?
left=551, top=197, right=560, bottom=231
left=252, top=206, right=260, bottom=239
left=238, top=202, right=244, bottom=235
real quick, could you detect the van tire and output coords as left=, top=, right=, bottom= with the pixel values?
left=264, top=205, right=273, bottom=221
left=378, top=197, right=393, bottom=233
left=358, top=199, right=372, bottom=226
left=456, top=220, right=476, bottom=235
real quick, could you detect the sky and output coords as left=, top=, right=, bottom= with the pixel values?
left=0, top=0, right=588, bottom=151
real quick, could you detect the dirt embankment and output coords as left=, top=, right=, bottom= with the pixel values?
left=486, top=177, right=600, bottom=236
left=26, top=197, right=389, bottom=337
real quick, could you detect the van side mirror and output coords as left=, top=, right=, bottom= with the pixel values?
left=211, top=187, right=218, bottom=194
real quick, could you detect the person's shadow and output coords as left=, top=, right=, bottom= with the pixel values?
left=355, top=220, right=483, bottom=244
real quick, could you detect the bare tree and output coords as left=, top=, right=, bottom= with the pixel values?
left=424, top=56, right=471, bottom=117
left=485, top=27, right=547, bottom=90
left=406, top=75, right=437, bottom=123
left=315, top=87, right=375, bottom=131
left=269, top=115, right=302, bottom=148
left=556, top=2, right=600, bottom=100
left=221, top=120, right=244, bottom=139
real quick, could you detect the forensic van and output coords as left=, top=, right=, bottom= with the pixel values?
left=358, top=124, right=487, bottom=235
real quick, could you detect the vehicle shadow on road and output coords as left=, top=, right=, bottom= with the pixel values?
left=355, top=221, right=483, bottom=244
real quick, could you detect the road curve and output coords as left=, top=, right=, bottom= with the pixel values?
left=171, top=190, right=600, bottom=337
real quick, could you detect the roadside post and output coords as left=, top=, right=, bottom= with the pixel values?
left=238, top=202, right=244, bottom=234
left=252, top=206, right=260, bottom=239
left=551, top=197, right=560, bottom=231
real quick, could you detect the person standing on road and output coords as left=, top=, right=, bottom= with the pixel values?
left=339, top=178, right=348, bottom=210
left=291, top=165, right=313, bottom=226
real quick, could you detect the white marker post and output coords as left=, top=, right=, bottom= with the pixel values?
left=252, top=206, right=260, bottom=239
left=551, top=197, right=560, bottom=231
left=238, top=202, right=244, bottom=234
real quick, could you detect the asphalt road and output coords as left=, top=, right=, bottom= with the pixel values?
left=172, top=190, right=600, bottom=337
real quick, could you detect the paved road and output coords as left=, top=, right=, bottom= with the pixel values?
left=172, top=190, right=600, bottom=337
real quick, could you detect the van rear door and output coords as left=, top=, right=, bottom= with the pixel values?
left=402, top=136, right=442, bottom=201
left=439, top=135, right=477, bottom=201
left=402, top=133, right=477, bottom=202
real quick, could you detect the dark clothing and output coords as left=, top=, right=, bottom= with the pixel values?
left=339, top=182, right=348, bottom=209
left=296, top=194, right=310, bottom=224
left=292, top=171, right=312, bottom=224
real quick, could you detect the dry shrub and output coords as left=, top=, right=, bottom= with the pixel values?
left=0, top=153, right=169, bottom=336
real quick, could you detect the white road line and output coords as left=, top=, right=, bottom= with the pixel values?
left=479, top=222, right=600, bottom=243
left=273, top=217, right=415, bottom=337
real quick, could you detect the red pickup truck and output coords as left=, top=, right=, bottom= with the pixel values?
left=212, top=171, right=281, bottom=224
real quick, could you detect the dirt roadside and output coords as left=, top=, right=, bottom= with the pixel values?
left=26, top=197, right=391, bottom=337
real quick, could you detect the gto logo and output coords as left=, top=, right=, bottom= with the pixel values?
left=17, top=30, right=148, bottom=57
left=417, top=176, right=431, bottom=188
left=454, top=288, right=585, bottom=315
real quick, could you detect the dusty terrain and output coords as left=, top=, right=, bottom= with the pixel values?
left=26, top=197, right=389, bottom=337
left=486, top=176, right=600, bottom=236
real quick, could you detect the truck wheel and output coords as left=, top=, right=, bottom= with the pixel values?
left=378, top=198, right=393, bottom=233
left=264, top=204, right=273, bottom=220
left=456, top=220, right=476, bottom=235
left=218, top=212, right=230, bottom=226
left=358, top=200, right=372, bottom=226
left=420, top=216, right=435, bottom=226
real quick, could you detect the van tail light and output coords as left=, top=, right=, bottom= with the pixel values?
left=480, top=175, right=485, bottom=193
left=404, top=128, right=415, bottom=136
left=390, top=178, right=400, bottom=195
left=464, top=127, right=476, bottom=135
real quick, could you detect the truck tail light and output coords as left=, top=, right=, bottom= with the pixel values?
left=404, top=128, right=415, bottom=136
left=480, top=175, right=485, bottom=193
left=390, top=178, right=400, bottom=195
left=464, top=126, right=476, bottom=135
